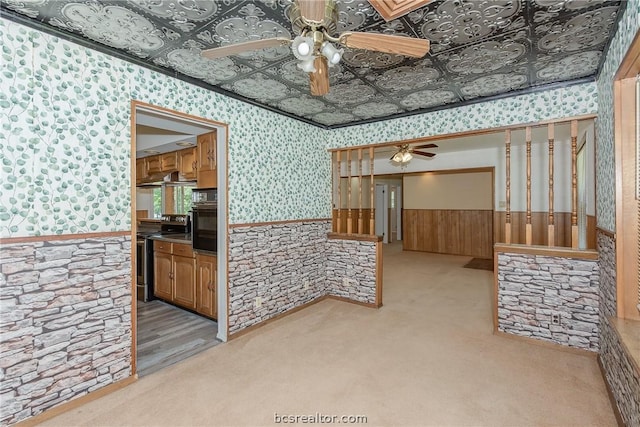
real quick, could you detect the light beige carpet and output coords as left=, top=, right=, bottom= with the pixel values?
left=40, top=242, right=616, bottom=426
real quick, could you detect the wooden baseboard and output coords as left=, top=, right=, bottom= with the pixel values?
left=14, top=374, right=137, bottom=427
left=326, top=295, right=381, bottom=308
left=228, top=293, right=381, bottom=340
left=493, top=330, right=597, bottom=358
left=598, top=355, right=625, bottom=427
left=228, top=296, right=329, bottom=340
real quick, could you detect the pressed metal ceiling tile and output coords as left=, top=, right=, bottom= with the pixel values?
left=0, top=0, right=624, bottom=128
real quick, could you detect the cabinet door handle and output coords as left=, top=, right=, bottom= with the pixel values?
left=169, top=272, right=173, bottom=280
left=207, top=281, right=213, bottom=291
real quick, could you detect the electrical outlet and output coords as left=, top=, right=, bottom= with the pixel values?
left=303, top=279, right=310, bottom=290
left=551, top=312, right=561, bottom=325
left=342, top=277, right=349, bottom=286
left=255, top=296, right=262, bottom=308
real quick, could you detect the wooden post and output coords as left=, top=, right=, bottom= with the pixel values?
left=336, top=151, right=342, bottom=233
left=548, top=123, right=555, bottom=247
left=525, top=126, right=532, bottom=246
left=369, top=147, right=375, bottom=235
left=571, top=120, right=578, bottom=248
left=505, top=130, right=512, bottom=244
left=347, top=149, right=352, bottom=234
left=358, top=148, right=363, bottom=234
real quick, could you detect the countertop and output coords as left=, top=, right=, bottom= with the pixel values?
left=147, top=233, right=192, bottom=244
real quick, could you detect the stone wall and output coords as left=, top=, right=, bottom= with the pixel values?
left=326, top=239, right=378, bottom=306
left=227, top=221, right=331, bottom=335
left=0, top=235, right=132, bottom=426
left=597, top=231, right=640, bottom=426
left=497, top=251, right=600, bottom=351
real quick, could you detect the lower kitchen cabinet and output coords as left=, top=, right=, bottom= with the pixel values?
left=154, top=252, right=173, bottom=301
left=153, top=240, right=216, bottom=320
left=196, top=254, right=217, bottom=319
left=173, top=255, right=196, bottom=310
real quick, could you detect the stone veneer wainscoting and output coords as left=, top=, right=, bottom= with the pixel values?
left=496, top=251, right=600, bottom=351
left=597, top=231, right=640, bottom=426
left=326, top=238, right=379, bottom=306
left=0, top=235, right=132, bottom=426
left=227, top=221, right=331, bottom=335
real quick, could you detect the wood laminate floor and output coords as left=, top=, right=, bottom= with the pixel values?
left=136, top=300, right=220, bottom=377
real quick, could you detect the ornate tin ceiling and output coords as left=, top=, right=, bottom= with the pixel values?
left=1, top=0, right=624, bottom=128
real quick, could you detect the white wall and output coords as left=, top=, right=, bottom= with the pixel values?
left=404, top=172, right=493, bottom=210
left=369, top=124, right=595, bottom=215
left=136, top=188, right=155, bottom=217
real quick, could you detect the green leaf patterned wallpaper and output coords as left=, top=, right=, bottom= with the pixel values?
left=326, top=83, right=597, bottom=149
left=0, top=18, right=330, bottom=237
left=595, top=0, right=640, bottom=232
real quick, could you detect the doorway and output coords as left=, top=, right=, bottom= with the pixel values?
left=375, top=184, right=389, bottom=243
left=131, top=102, right=228, bottom=376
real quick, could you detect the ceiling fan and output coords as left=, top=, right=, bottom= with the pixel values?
left=390, top=143, right=438, bottom=163
left=200, top=0, right=430, bottom=96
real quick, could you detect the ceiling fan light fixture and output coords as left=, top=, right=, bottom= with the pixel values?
left=297, top=57, right=317, bottom=73
left=321, top=41, right=343, bottom=66
left=401, top=151, right=413, bottom=162
left=292, top=35, right=315, bottom=60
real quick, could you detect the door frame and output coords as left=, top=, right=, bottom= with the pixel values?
left=130, top=101, right=229, bottom=376
left=375, top=184, right=389, bottom=243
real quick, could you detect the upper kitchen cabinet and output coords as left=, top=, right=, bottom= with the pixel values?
left=160, top=152, right=178, bottom=172
left=179, top=148, right=197, bottom=180
left=146, top=155, right=162, bottom=175
left=136, top=158, right=148, bottom=185
left=197, top=131, right=217, bottom=189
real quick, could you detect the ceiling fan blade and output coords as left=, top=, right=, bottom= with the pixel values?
left=339, top=32, right=429, bottom=58
left=297, top=0, right=327, bottom=23
left=414, top=143, right=438, bottom=149
left=309, top=57, right=330, bottom=96
left=201, top=37, right=290, bottom=59
left=413, top=150, right=436, bottom=158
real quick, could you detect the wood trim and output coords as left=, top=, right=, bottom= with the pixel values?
left=493, top=330, right=597, bottom=358
left=229, top=296, right=328, bottom=340
left=327, top=232, right=383, bottom=242
left=494, top=211, right=590, bottom=249
left=14, top=375, right=137, bottom=427
left=376, top=240, right=383, bottom=308
left=614, top=72, right=640, bottom=320
left=337, top=150, right=342, bottom=233
left=493, top=255, right=499, bottom=331
left=229, top=218, right=331, bottom=228
left=326, top=114, right=598, bottom=152
left=597, top=355, right=626, bottom=427
left=368, top=0, right=435, bottom=21
left=597, top=227, right=616, bottom=239
left=401, top=166, right=495, bottom=177
left=369, top=147, right=375, bottom=235
left=130, top=100, right=138, bottom=376
left=131, top=100, right=228, bottom=129
left=505, top=130, right=512, bottom=244
left=614, top=29, right=640, bottom=80
left=525, top=127, right=532, bottom=245
left=326, top=295, right=380, bottom=308
left=548, top=123, right=555, bottom=246
left=494, top=243, right=598, bottom=260
left=347, top=149, right=352, bottom=234
left=0, top=230, right=130, bottom=244
left=358, top=148, right=363, bottom=234
left=571, top=120, right=579, bottom=249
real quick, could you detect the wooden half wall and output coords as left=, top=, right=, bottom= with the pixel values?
left=494, top=212, right=596, bottom=249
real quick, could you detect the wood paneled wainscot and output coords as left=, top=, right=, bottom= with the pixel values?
left=197, top=131, right=217, bottom=188
left=196, top=254, right=217, bottom=319
left=154, top=241, right=196, bottom=310
left=403, top=209, right=493, bottom=259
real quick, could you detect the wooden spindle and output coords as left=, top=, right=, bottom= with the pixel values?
left=337, top=151, right=342, bottom=233
left=347, top=149, right=352, bottom=234
left=525, top=126, right=532, bottom=246
left=505, top=130, right=511, bottom=244
left=548, top=123, right=555, bottom=247
left=571, top=120, right=578, bottom=248
left=358, top=148, right=363, bottom=234
left=369, top=147, right=375, bottom=235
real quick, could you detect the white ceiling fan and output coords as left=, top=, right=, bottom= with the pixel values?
left=200, top=0, right=430, bottom=96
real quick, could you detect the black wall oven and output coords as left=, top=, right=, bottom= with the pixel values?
left=192, top=203, right=217, bottom=253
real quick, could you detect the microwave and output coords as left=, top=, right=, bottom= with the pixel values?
left=192, top=188, right=217, bottom=205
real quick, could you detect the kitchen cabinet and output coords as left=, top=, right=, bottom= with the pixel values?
left=179, top=148, right=197, bottom=180
left=161, top=152, right=178, bottom=172
left=196, top=254, right=217, bottom=319
left=146, top=155, right=162, bottom=175
left=154, top=251, right=173, bottom=301
left=135, top=158, right=148, bottom=184
left=153, top=241, right=196, bottom=310
left=197, top=131, right=217, bottom=188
